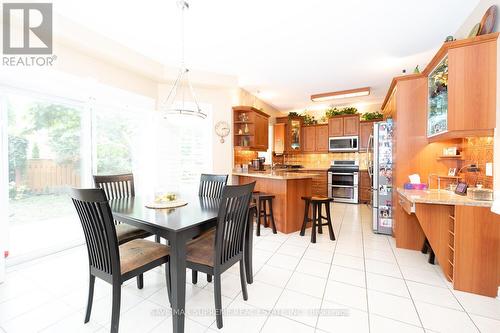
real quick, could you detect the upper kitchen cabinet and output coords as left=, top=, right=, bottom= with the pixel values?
left=275, top=116, right=303, bottom=153
left=301, top=124, right=328, bottom=153
left=328, top=115, right=360, bottom=137
left=359, top=120, right=378, bottom=150
left=233, top=106, right=270, bottom=151
left=425, top=33, right=498, bottom=140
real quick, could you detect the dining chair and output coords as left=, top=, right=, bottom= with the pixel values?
left=70, top=188, right=171, bottom=333
left=193, top=173, right=229, bottom=284
left=184, top=182, right=255, bottom=328
left=93, top=174, right=159, bottom=245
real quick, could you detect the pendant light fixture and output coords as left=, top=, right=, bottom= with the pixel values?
left=161, top=0, right=206, bottom=119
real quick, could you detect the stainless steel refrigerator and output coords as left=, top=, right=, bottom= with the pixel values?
left=367, top=121, right=393, bottom=235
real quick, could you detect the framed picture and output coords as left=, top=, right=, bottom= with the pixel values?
left=448, top=168, right=457, bottom=176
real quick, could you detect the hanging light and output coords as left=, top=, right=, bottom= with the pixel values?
left=161, top=0, right=206, bottom=119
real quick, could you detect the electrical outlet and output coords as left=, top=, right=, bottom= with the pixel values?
left=486, top=163, right=493, bottom=177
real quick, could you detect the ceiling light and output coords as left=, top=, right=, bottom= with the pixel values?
left=160, top=0, right=206, bottom=119
left=311, top=87, right=370, bottom=102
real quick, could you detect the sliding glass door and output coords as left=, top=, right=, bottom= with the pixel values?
left=2, top=92, right=91, bottom=264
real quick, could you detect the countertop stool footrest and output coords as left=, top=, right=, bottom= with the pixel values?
left=300, top=196, right=335, bottom=243
left=253, top=192, right=277, bottom=236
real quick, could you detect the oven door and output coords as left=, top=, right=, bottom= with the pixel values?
left=328, top=172, right=356, bottom=187
left=328, top=185, right=356, bottom=201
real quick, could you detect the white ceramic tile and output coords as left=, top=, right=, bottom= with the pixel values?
left=370, top=314, right=424, bottom=333
left=122, top=270, right=168, bottom=299
left=185, top=289, right=232, bottom=327
left=255, top=239, right=282, bottom=252
left=205, top=272, right=247, bottom=299
left=367, top=290, right=421, bottom=326
left=295, top=258, right=330, bottom=279
left=253, top=265, right=293, bottom=288
left=150, top=317, right=208, bottom=333
left=266, top=253, right=301, bottom=271
left=302, top=247, right=334, bottom=264
left=208, top=300, right=268, bottom=333
left=415, top=301, right=478, bottom=333
left=323, top=280, right=367, bottom=311
left=365, top=258, right=402, bottom=278
left=86, top=289, right=146, bottom=326
left=406, top=281, right=462, bottom=310
left=0, top=289, right=53, bottom=324
left=364, top=248, right=397, bottom=264
left=470, top=314, right=500, bottom=333
left=0, top=271, right=37, bottom=304
left=260, top=315, right=314, bottom=333
left=316, top=300, right=369, bottom=333
left=286, top=271, right=327, bottom=299
left=328, top=265, right=366, bottom=288
left=244, top=280, right=283, bottom=311
left=40, top=311, right=103, bottom=333
left=399, top=265, right=447, bottom=287
left=2, top=299, right=75, bottom=332
left=366, top=272, right=410, bottom=298
left=275, top=244, right=307, bottom=258
left=148, top=284, right=203, bottom=307
left=252, top=249, right=275, bottom=262
left=104, top=299, right=166, bottom=333
left=331, top=253, right=365, bottom=271
left=453, top=290, right=500, bottom=320
left=274, top=289, right=322, bottom=326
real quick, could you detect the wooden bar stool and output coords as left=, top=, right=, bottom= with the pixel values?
left=300, top=196, right=335, bottom=243
left=253, top=192, right=277, bottom=236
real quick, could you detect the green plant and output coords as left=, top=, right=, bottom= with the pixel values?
left=8, top=135, right=28, bottom=182
left=288, top=111, right=300, bottom=117
left=361, top=112, right=384, bottom=121
left=31, top=144, right=40, bottom=159
left=302, top=112, right=317, bottom=125
left=325, top=106, right=358, bottom=118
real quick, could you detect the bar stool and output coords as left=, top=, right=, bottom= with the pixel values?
left=300, top=196, right=335, bottom=243
left=253, top=192, right=277, bottom=236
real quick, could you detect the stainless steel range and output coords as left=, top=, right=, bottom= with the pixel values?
left=328, top=160, right=359, bottom=204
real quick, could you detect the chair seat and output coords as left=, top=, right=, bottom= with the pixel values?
left=186, top=230, right=215, bottom=267
left=119, top=239, right=169, bottom=274
left=116, top=224, right=151, bottom=245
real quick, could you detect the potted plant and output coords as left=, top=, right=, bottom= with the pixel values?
left=361, top=112, right=384, bottom=121
left=325, top=106, right=359, bottom=118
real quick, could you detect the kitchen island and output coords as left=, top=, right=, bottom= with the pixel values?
left=397, top=188, right=500, bottom=297
left=233, top=171, right=315, bottom=233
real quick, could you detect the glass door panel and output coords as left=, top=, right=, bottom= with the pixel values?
left=4, top=92, right=89, bottom=263
left=428, top=56, right=448, bottom=137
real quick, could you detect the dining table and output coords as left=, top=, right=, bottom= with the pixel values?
left=109, top=194, right=254, bottom=333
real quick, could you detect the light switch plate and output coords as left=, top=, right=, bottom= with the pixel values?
left=486, top=163, right=493, bottom=177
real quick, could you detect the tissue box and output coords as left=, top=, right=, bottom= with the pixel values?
left=404, top=183, right=428, bottom=190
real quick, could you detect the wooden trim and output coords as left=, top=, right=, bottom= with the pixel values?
left=311, top=87, right=370, bottom=101
left=381, top=32, right=500, bottom=110
left=232, top=106, right=270, bottom=118
left=427, top=129, right=494, bottom=142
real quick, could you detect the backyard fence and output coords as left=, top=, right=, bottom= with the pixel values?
left=25, top=159, right=81, bottom=193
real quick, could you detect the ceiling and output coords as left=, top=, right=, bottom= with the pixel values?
left=51, top=0, right=479, bottom=111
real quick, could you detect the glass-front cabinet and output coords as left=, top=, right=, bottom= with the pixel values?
left=290, top=119, right=301, bottom=150
left=428, top=56, right=449, bottom=137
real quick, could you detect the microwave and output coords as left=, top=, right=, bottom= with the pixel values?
left=329, top=136, right=359, bottom=152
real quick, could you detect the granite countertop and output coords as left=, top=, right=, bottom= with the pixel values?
left=233, top=170, right=316, bottom=180
left=397, top=188, right=493, bottom=207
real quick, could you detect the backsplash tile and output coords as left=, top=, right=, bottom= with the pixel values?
left=462, top=137, right=493, bottom=189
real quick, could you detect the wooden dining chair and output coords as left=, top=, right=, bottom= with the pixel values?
left=184, top=182, right=255, bottom=328
left=93, top=174, right=158, bottom=245
left=192, top=173, right=229, bottom=284
left=70, top=188, right=171, bottom=333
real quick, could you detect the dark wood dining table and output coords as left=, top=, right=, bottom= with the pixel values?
left=109, top=194, right=254, bottom=333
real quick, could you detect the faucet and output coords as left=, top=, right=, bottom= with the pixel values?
left=428, top=173, right=441, bottom=191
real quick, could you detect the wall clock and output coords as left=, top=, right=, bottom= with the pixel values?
left=215, top=121, right=230, bottom=143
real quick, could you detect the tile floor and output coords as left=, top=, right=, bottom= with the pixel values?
left=1, top=203, right=500, bottom=333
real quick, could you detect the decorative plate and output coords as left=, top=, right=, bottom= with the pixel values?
left=468, top=22, right=481, bottom=38
left=479, top=5, right=497, bottom=35
left=145, top=200, right=188, bottom=209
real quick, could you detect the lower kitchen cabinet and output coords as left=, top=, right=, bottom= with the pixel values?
left=296, top=170, right=328, bottom=197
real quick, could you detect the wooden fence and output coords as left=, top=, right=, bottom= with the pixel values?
left=24, top=159, right=81, bottom=193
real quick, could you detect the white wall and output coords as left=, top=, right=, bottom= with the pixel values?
left=454, top=0, right=500, bottom=213
left=0, top=98, right=7, bottom=282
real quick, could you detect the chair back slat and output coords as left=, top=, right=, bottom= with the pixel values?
left=199, top=174, right=228, bottom=198
left=214, top=182, right=255, bottom=266
left=70, top=188, right=120, bottom=276
left=93, top=173, right=135, bottom=200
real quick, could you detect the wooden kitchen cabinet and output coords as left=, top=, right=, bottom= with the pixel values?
left=273, top=123, right=286, bottom=154
left=359, top=120, right=379, bottom=150
left=328, top=115, right=360, bottom=137
left=233, top=106, right=270, bottom=151
left=296, top=170, right=328, bottom=197
left=359, top=170, right=371, bottom=204
left=302, top=126, right=316, bottom=152
left=315, top=124, right=329, bottom=152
